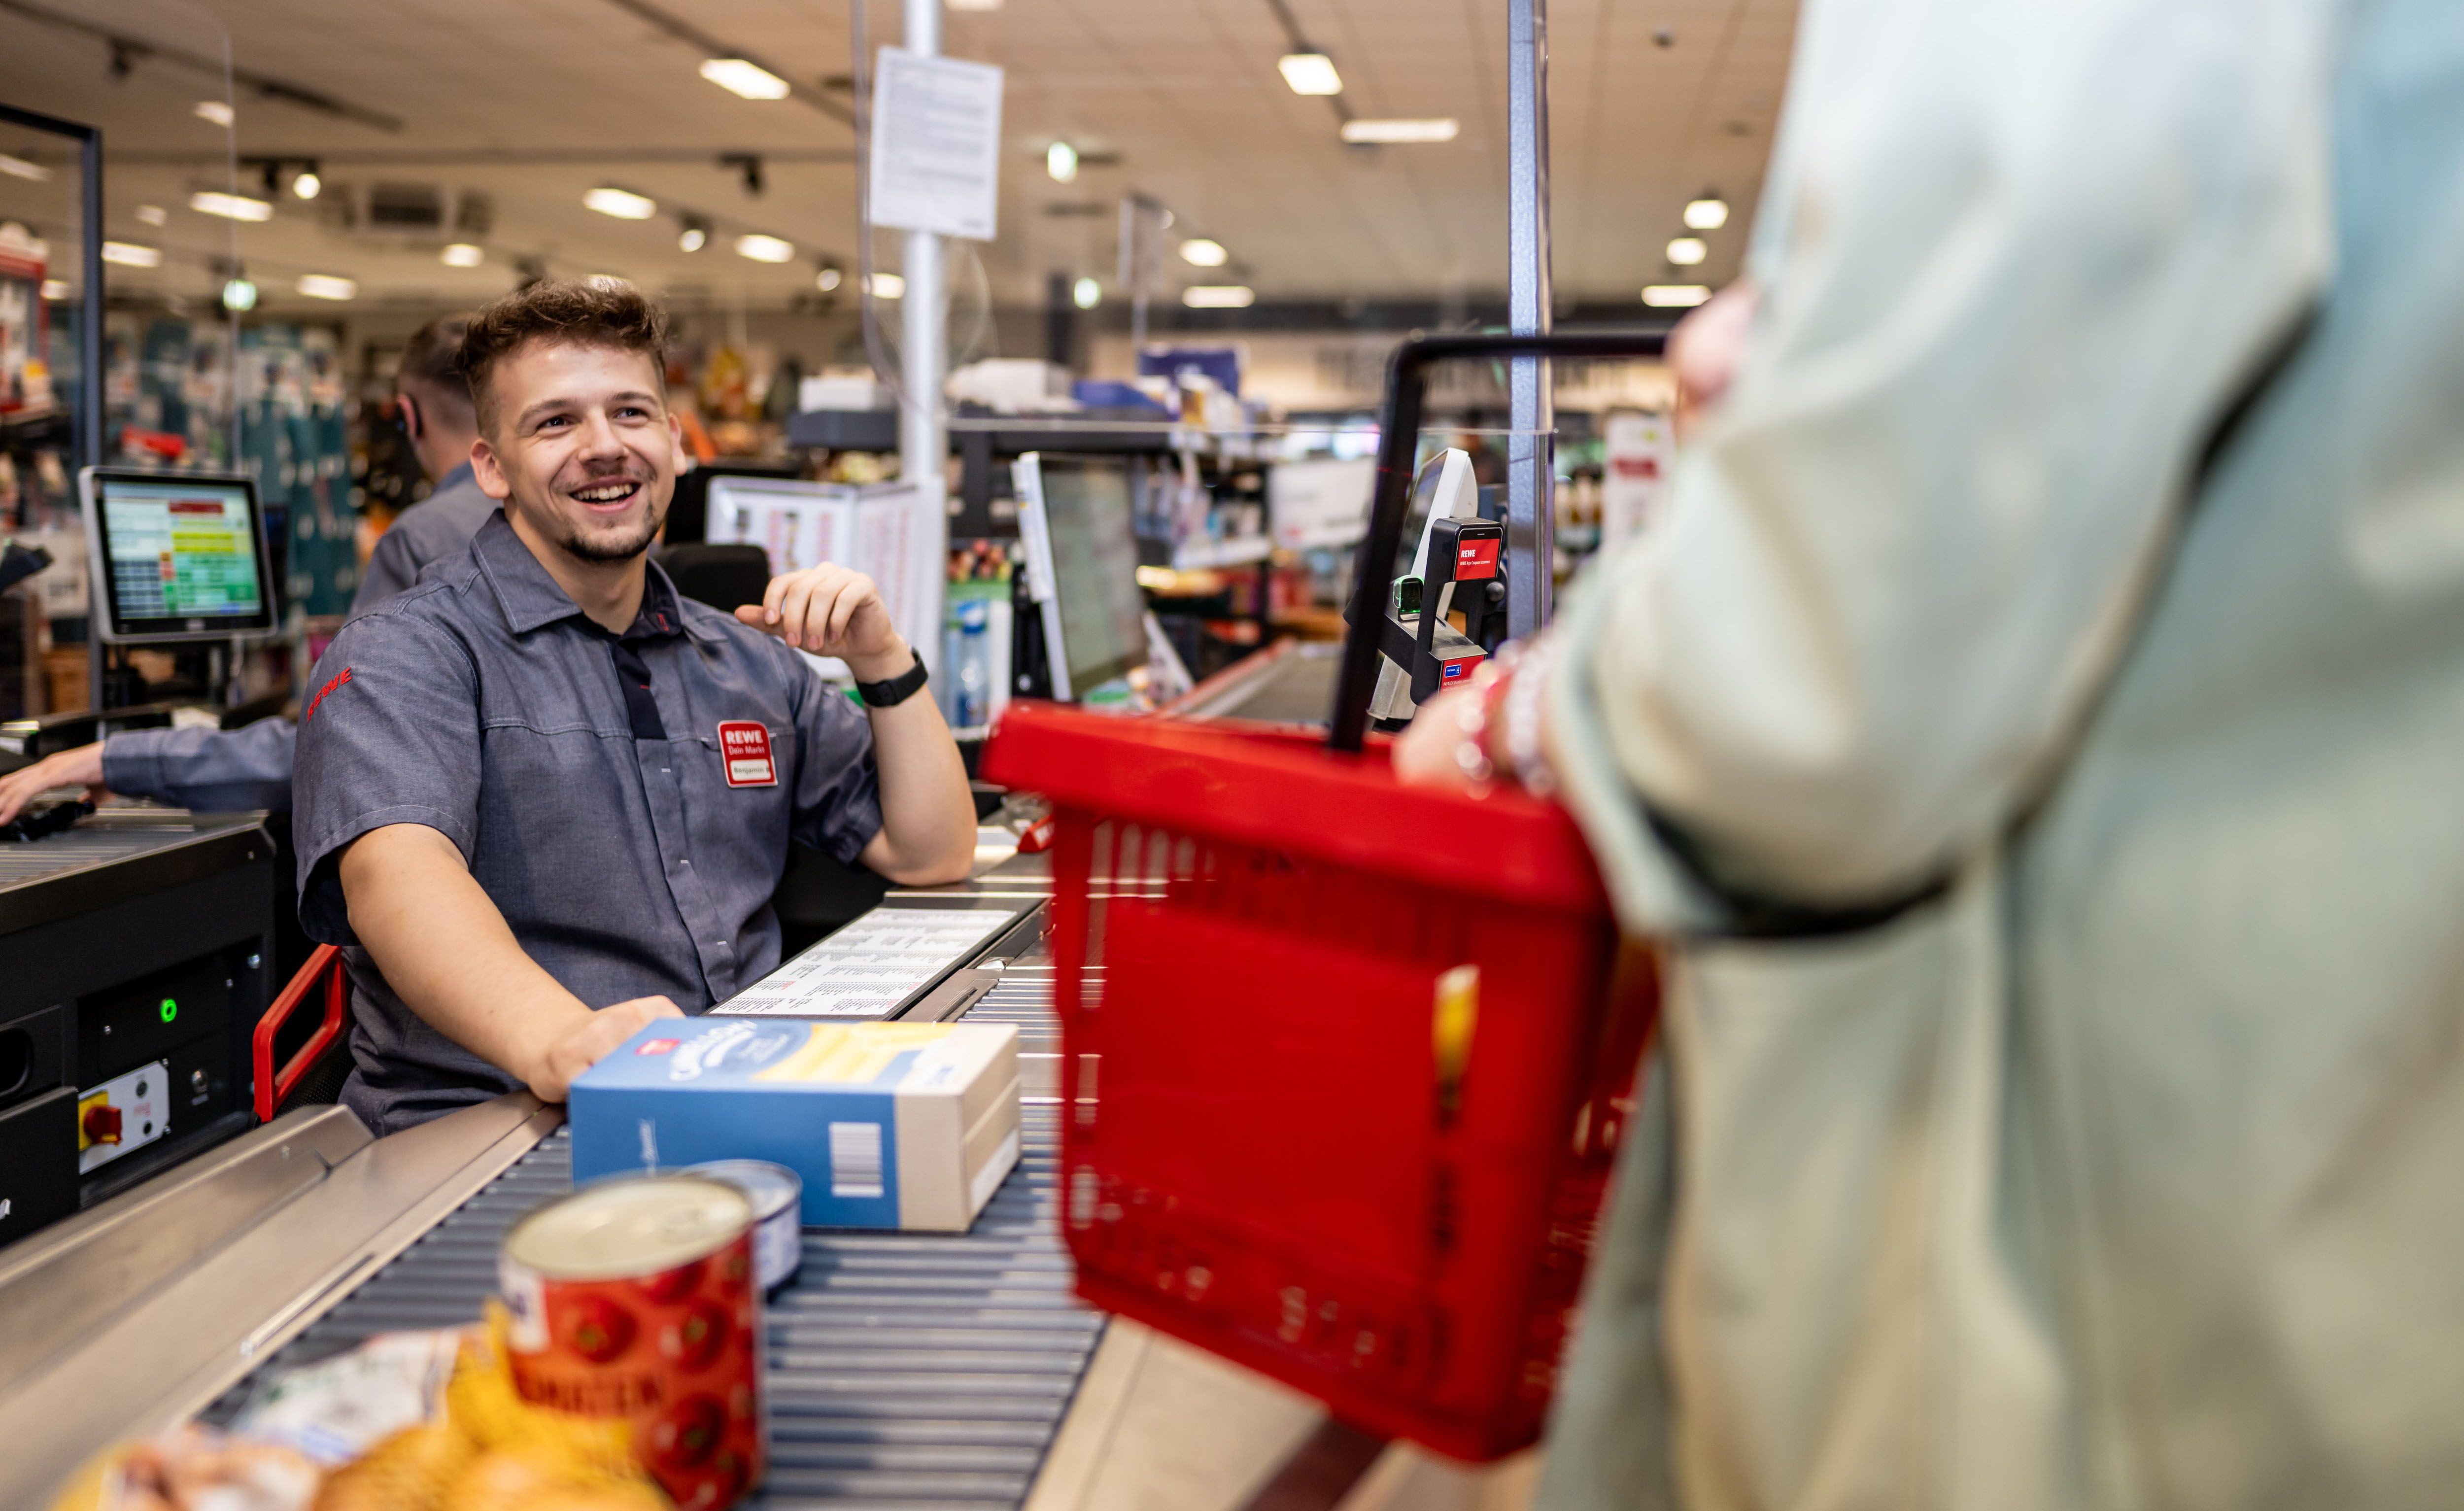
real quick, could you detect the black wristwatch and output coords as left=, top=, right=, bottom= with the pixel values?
left=854, top=650, right=929, bottom=708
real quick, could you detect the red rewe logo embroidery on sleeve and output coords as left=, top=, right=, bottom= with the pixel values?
left=302, top=666, right=353, bottom=723
left=717, top=720, right=777, bottom=788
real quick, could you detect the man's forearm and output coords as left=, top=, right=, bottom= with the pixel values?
left=340, top=823, right=592, bottom=1082
left=851, top=640, right=975, bottom=885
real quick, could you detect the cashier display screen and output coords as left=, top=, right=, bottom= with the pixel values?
left=92, top=475, right=272, bottom=636
left=1037, top=458, right=1147, bottom=696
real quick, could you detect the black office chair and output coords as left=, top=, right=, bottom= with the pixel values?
left=656, top=542, right=772, bottom=618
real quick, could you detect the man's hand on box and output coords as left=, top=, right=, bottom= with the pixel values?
left=522, top=995, right=684, bottom=1104
left=737, top=563, right=912, bottom=683
left=0, top=740, right=104, bottom=825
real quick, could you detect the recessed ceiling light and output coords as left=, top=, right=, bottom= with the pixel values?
left=678, top=223, right=708, bottom=253
left=1278, top=53, right=1342, bottom=96
left=1683, top=195, right=1729, bottom=230
left=1179, top=238, right=1228, bottom=268
left=441, top=242, right=485, bottom=268
left=190, top=190, right=273, bottom=222
left=296, top=273, right=357, bottom=301
left=0, top=153, right=49, bottom=183
left=1182, top=285, right=1255, bottom=309
left=1047, top=141, right=1079, bottom=184
left=734, top=233, right=794, bottom=262
left=700, top=58, right=790, bottom=100
left=292, top=170, right=321, bottom=200
left=134, top=204, right=168, bottom=227
left=868, top=272, right=904, bottom=299
left=193, top=100, right=234, bottom=128
left=1666, top=237, right=1708, bottom=265
left=816, top=266, right=843, bottom=292
left=1643, top=284, right=1711, bottom=307
left=1340, top=118, right=1459, bottom=144
left=101, top=241, right=162, bottom=269
left=221, top=277, right=257, bottom=312
left=585, top=186, right=658, bottom=220
left=1072, top=276, right=1101, bottom=309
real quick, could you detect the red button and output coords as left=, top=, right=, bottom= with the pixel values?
left=83, top=1103, right=123, bottom=1145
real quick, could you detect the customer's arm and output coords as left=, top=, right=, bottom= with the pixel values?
left=1519, top=0, right=2336, bottom=923
left=743, top=563, right=976, bottom=886
left=339, top=823, right=680, bottom=1102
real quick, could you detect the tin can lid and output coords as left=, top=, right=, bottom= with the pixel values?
left=684, top=1160, right=803, bottom=1221
left=505, top=1174, right=753, bottom=1280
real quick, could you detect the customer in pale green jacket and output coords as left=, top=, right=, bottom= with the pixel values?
left=1401, top=0, right=2464, bottom=1506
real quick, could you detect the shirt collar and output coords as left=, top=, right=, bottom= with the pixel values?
left=471, top=511, right=721, bottom=644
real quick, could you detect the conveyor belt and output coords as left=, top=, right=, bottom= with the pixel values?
left=206, top=983, right=1096, bottom=1510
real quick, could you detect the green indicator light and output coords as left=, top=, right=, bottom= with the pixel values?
left=159, top=998, right=177, bottom=1024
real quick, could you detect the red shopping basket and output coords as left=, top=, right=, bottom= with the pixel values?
left=982, top=328, right=1668, bottom=1461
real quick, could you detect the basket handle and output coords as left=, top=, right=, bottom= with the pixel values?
left=253, top=943, right=348, bottom=1123
left=1330, top=329, right=1672, bottom=753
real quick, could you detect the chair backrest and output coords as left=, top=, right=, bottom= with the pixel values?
left=658, top=543, right=771, bottom=615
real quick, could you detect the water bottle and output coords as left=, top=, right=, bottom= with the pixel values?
left=955, top=599, right=990, bottom=729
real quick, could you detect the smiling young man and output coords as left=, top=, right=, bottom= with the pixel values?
left=292, top=280, right=975, bottom=1133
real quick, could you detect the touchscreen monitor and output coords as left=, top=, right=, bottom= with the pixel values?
left=78, top=468, right=278, bottom=642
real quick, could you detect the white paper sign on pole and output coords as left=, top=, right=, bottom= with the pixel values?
left=1601, top=409, right=1675, bottom=550
left=868, top=49, right=1004, bottom=241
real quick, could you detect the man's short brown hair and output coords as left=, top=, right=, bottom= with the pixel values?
left=396, top=314, right=474, bottom=421
left=456, top=279, right=669, bottom=433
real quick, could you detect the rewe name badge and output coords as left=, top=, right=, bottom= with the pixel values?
left=717, top=721, right=778, bottom=788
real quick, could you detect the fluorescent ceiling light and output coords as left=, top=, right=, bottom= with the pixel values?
left=947, top=0, right=1002, bottom=9
left=1643, top=284, right=1711, bottom=307
left=0, top=153, right=49, bottom=182
left=292, top=171, right=321, bottom=200
left=588, top=274, right=631, bottom=289
left=1072, top=276, right=1101, bottom=309
left=190, top=190, right=273, bottom=222
left=101, top=241, right=162, bottom=269
left=296, top=274, right=357, bottom=301
left=1341, top=118, right=1458, bottom=144
left=1278, top=52, right=1342, bottom=96
left=700, top=58, right=790, bottom=100
left=194, top=100, right=234, bottom=128
left=441, top=242, right=485, bottom=267
left=41, top=279, right=68, bottom=300
left=1182, top=284, right=1255, bottom=309
left=585, top=186, right=658, bottom=220
left=1179, top=238, right=1228, bottom=268
left=1665, top=237, right=1708, bottom=266
left=734, top=233, right=794, bottom=263
left=1046, top=141, right=1078, bottom=184
left=221, top=278, right=257, bottom=312
left=1683, top=196, right=1729, bottom=230
left=868, top=272, right=904, bottom=299
left=134, top=204, right=168, bottom=227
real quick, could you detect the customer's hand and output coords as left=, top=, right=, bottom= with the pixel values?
left=1392, top=685, right=1490, bottom=794
left=521, top=995, right=684, bottom=1104
left=738, top=564, right=912, bottom=681
left=0, top=741, right=105, bottom=824
left=1671, top=278, right=1759, bottom=440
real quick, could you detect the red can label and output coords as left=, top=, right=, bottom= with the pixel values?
left=502, top=1231, right=765, bottom=1510
left=717, top=721, right=777, bottom=788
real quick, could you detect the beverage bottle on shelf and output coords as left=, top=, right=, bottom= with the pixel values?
left=955, top=599, right=990, bottom=730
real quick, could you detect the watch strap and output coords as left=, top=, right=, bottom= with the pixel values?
left=855, top=651, right=930, bottom=708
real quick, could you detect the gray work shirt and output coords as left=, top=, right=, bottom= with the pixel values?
left=292, top=511, right=884, bottom=1133
left=100, top=462, right=503, bottom=810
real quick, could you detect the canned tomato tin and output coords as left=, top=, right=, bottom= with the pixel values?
left=686, top=1160, right=803, bottom=1293
left=499, top=1174, right=763, bottom=1511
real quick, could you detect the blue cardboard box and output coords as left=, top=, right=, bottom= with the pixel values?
left=570, top=1018, right=1021, bottom=1230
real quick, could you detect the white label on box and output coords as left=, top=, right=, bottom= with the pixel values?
left=829, top=1121, right=886, bottom=1198
left=868, top=48, right=1004, bottom=240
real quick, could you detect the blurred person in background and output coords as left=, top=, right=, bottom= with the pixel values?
left=0, top=316, right=490, bottom=823
left=1402, top=1, right=2464, bottom=1506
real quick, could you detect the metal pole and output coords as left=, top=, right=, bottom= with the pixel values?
left=901, top=0, right=948, bottom=669
left=1505, top=0, right=1553, bottom=637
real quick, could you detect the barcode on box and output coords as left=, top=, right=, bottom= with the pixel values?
left=829, top=1121, right=885, bottom=1198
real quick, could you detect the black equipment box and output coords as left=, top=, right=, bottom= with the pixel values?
left=0, top=809, right=278, bottom=1243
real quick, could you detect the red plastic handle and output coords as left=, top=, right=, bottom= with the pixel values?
left=253, top=944, right=347, bottom=1123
